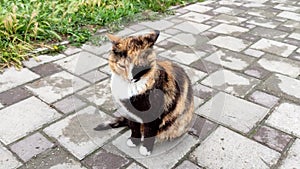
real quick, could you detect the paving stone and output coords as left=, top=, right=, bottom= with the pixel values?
left=247, top=9, right=278, bottom=18
left=44, top=106, right=122, bottom=160
left=196, top=92, right=268, bottom=133
left=0, top=97, right=61, bottom=144
left=209, top=23, right=249, bottom=36
left=208, top=36, right=251, bottom=52
left=26, top=71, right=89, bottom=103
left=249, top=27, right=289, bottom=40
left=247, top=17, right=281, bottom=28
left=126, top=162, right=145, bottom=169
left=190, top=126, right=281, bottom=169
left=204, top=50, right=254, bottom=71
left=189, top=115, right=218, bottom=140
left=0, top=103, right=3, bottom=109
left=288, top=31, right=300, bottom=41
left=0, top=87, right=32, bottom=106
left=64, top=47, right=82, bottom=56
left=278, top=11, right=300, bottom=21
left=238, top=32, right=261, bottom=42
left=190, top=59, right=220, bottom=74
left=253, top=125, right=292, bottom=152
left=21, top=147, right=87, bottom=169
left=183, top=3, right=213, bottom=13
left=129, top=24, right=147, bottom=31
left=180, top=65, right=207, bottom=84
left=256, top=54, right=300, bottom=78
left=0, top=68, right=39, bottom=93
left=262, top=74, right=300, bottom=102
left=250, top=38, right=297, bottom=57
left=10, top=133, right=54, bottom=162
left=140, top=20, right=174, bottom=30
left=160, top=45, right=206, bottom=65
left=82, top=149, right=130, bottom=169
left=77, top=79, right=117, bottom=112
left=167, top=33, right=201, bottom=46
left=163, top=28, right=181, bottom=35
left=173, top=21, right=211, bottom=34
left=82, top=43, right=110, bottom=56
left=274, top=4, right=300, bottom=11
left=113, top=131, right=198, bottom=169
left=193, top=82, right=215, bottom=100
left=54, top=51, right=107, bottom=75
left=179, top=12, right=212, bottom=23
left=279, top=139, right=300, bottom=169
left=244, top=64, right=271, bottom=79
left=212, top=14, right=246, bottom=24
left=30, top=62, right=62, bottom=77
left=99, top=64, right=111, bottom=75
left=53, top=95, right=87, bottom=114
left=116, top=28, right=135, bottom=36
left=23, top=54, right=66, bottom=68
left=266, top=102, right=300, bottom=138
left=81, top=69, right=108, bottom=83
left=175, top=160, right=201, bottom=169
left=282, top=20, right=300, bottom=29
left=249, top=91, right=279, bottom=108
left=0, top=144, right=22, bottom=169
left=213, top=6, right=244, bottom=15
left=201, top=69, right=260, bottom=97
left=243, top=48, right=265, bottom=58
left=219, top=0, right=242, bottom=6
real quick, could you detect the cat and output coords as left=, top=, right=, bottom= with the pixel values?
left=94, top=30, right=194, bottom=156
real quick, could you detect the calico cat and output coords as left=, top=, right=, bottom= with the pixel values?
left=94, top=30, right=194, bottom=156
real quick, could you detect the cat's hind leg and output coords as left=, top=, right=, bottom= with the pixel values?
left=94, top=117, right=128, bottom=131
left=127, top=121, right=142, bottom=147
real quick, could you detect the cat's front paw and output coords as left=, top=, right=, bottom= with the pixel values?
left=139, top=145, right=151, bottom=156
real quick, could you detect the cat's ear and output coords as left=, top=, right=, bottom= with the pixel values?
left=144, top=30, right=160, bottom=47
left=107, top=33, right=121, bottom=44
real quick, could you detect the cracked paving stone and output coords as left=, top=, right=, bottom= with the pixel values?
left=0, top=68, right=40, bottom=93
left=0, top=97, right=61, bottom=145
left=208, top=36, right=251, bottom=52
left=196, top=92, right=269, bottom=133
left=266, top=102, right=300, bottom=138
left=0, top=87, right=32, bottom=106
left=212, top=14, right=246, bottom=24
left=53, top=95, right=87, bottom=114
left=253, top=125, right=292, bottom=152
left=190, top=126, right=281, bottom=169
left=250, top=38, right=297, bottom=57
left=26, top=71, right=89, bottom=103
left=255, top=54, right=300, bottom=78
left=54, top=51, right=107, bottom=75
left=209, top=23, right=249, bottom=36
left=261, top=73, right=300, bottom=102
left=201, top=69, right=260, bottom=97
left=189, top=115, right=218, bottom=140
left=20, top=147, right=87, bottom=169
left=204, top=50, right=255, bottom=71
left=113, top=131, right=198, bottom=169
left=247, top=17, right=281, bottom=29
left=249, top=27, right=289, bottom=40
left=279, top=139, right=300, bottom=169
left=10, top=133, right=54, bottom=162
left=77, top=79, right=117, bottom=112
left=23, top=54, right=66, bottom=68
left=179, top=12, right=212, bottom=23
left=82, top=149, right=131, bottom=169
left=30, top=62, right=62, bottom=77
left=0, top=144, right=22, bottom=169
left=278, top=11, right=300, bottom=22
left=249, top=91, right=279, bottom=108
left=183, top=3, right=213, bottom=13
left=175, top=160, right=202, bottom=169
left=173, top=21, right=211, bottom=34
left=44, top=106, right=123, bottom=160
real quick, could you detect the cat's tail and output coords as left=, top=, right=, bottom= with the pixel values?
left=94, top=117, right=128, bottom=131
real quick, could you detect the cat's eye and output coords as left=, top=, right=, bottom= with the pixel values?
left=113, top=50, right=127, bottom=58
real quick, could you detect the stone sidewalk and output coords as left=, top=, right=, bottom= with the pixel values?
left=1, top=0, right=300, bottom=168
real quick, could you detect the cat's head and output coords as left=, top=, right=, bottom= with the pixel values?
left=107, top=30, right=160, bottom=82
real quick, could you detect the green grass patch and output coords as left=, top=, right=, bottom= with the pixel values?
left=0, top=0, right=198, bottom=70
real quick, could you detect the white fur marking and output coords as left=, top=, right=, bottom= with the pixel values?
left=126, top=139, right=137, bottom=147
left=139, top=146, right=151, bottom=156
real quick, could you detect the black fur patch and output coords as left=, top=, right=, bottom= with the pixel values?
left=131, top=65, right=152, bottom=82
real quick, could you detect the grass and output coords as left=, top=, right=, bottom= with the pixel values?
left=0, top=0, right=199, bottom=71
